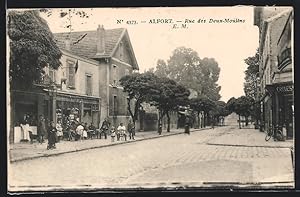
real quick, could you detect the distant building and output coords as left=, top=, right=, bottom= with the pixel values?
left=254, top=7, right=294, bottom=138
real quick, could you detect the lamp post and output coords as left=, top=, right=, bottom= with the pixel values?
left=49, top=83, right=57, bottom=125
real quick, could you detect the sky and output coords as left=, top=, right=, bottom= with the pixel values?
left=39, top=7, right=259, bottom=102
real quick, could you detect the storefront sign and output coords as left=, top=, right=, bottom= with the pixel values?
left=276, top=85, right=293, bottom=93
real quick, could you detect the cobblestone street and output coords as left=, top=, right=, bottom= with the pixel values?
left=8, top=126, right=294, bottom=191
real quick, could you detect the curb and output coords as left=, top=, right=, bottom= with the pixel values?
left=10, top=128, right=208, bottom=163
left=206, top=143, right=293, bottom=149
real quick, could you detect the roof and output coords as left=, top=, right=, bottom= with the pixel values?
left=54, top=28, right=125, bottom=59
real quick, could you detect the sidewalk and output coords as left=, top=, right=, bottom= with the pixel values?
left=9, top=128, right=206, bottom=163
left=207, top=126, right=294, bottom=149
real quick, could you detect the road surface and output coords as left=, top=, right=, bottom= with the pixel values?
left=8, top=126, right=294, bottom=191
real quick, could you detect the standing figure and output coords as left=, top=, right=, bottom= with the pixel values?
left=75, top=123, right=84, bottom=141
left=158, top=122, right=162, bottom=135
left=88, top=122, right=96, bottom=139
left=127, top=119, right=135, bottom=140
left=117, top=123, right=127, bottom=141
left=185, top=115, right=190, bottom=134
left=37, top=115, right=46, bottom=143
left=20, top=114, right=30, bottom=141
left=47, top=121, right=57, bottom=150
left=100, top=118, right=110, bottom=139
left=56, top=120, right=63, bottom=142
left=82, top=122, right=88, bottom=140
left=110, top=126, right=116, bottom=142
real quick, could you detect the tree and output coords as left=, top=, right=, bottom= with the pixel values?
left=201, top=97, right=216, bottom=127
left=226, top=97, right=237, bottom=114
left=8, top=10, right=62, bottom=89
left=244, top=50, right=261, bottom=128
left=199, top=58, right=221, bottom=101
left=234, top=96, right=255, bottom=129
left=210, top=100, right=230, bottom=125
left=150, top=77, right=190, bottom=133
left=119, top=72, right=158, bottom=127
left=154, top=47, right=221, bottom=101
left=243, top=50, right=259, bottom=100
left=190, top=97, right=205, bottom=128
left=190, top=96, right=216, bottom=128
left=154, top=59, right=169, bottom=78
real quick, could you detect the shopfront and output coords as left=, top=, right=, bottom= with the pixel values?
left=55, top=93, right=101, bottom=129
left=10, top=89, right=48, bottom=143
left=275, top=83, right=294, bottom=139
left=266, top=83, right=294, bottom=139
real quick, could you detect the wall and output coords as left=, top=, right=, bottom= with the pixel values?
left=98, top=61, right=109, bottom=127
left=57, top=53, right=100, bottom=97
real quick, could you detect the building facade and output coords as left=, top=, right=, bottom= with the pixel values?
left=54, top=25, right=139, bottom=128
left=254, top=7, right=294, bottom=139
left=10, top=49, right=101, bottom=143
left=9, top=25, right=139, bottom=143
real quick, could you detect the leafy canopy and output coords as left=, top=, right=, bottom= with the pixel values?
left=8, top=10, right=62, bottom=89
left=243, top=50, right=260, bottom=100
left=155, top=47, right=221, bottom=101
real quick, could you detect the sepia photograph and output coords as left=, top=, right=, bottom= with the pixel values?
left=6, top=6, right=294, bottom=192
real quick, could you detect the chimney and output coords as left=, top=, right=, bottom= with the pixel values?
left=65, top=35, right=71, bottom=51
left=96, top=25, right=105, bottom=55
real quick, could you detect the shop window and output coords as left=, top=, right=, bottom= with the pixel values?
left=67, top=60, right=76, bottom=89
left=86, top=75, right=92, bottom=96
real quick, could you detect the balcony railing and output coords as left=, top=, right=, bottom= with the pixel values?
left=277, top=48, right=291, bottom=70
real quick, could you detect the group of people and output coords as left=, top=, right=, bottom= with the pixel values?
left=35, top=115, right=136, bottom=150
left=111, top=120, right=135, bottom=142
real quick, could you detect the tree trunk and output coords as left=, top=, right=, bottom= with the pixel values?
left=197, top=111, right=200, bottom=129
left=238, top=115, right=241, bottom=129
left=166, top=111, right=170, bottom=132
left=203, top=112, right=206, bottom=128
left=245, top=116, right=249, bottom=126
left=158, top=110, right=165, bottom=134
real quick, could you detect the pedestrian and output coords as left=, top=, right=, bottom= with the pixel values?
left=158, top=122, right=162, bottom=135
left=20, top=114, right=30, bottom=142
left=127, top=119, right=135, bottom=140
left=37, top=115, right=46, bottom=144
left=56, top=120, right=63, bottom=142
left=75, top=123, right=84, bottom=141
left=88, top=122, right=96, bottom=139
left=47, top=121, right=57, bottom=150
left=100, top=118, right=110, bottom=139
left=110, top=126, right=116, bottom=142
left=117, top=123, right=127, bottom=141
left=185, top=115, right=190, bottom=134
left=83, top=122, right=88, bottom=140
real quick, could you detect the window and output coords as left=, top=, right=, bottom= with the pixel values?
left=49, top=68, right=56, bottom=83
left=113, top=95, right=118, bottom=116
left=67, top=60, right=76, bottom=88
left=86, top=75, right=92, bottom=96
left=112, top=64, right=117, bottom=85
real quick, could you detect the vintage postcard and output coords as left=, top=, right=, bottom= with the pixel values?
left=7, top=6, right=294, bottom=192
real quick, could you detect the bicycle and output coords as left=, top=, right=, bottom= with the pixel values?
left=265, top=125, right=285, bottom=141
